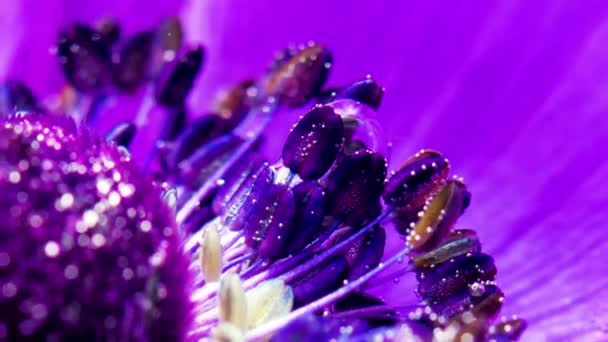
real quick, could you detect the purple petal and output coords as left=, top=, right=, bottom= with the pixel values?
left=182, top=1, right=608, bottom=339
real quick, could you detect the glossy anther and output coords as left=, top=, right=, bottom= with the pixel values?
left=432, top=284, right=503, bottom=320
left=212, top=158, right=262, bottom=215
left=111, top=31, right=155, bottom=93
left=265, top=43, right=332, bottom=107
left=407, top=180, right=468, bottom=251
left=417, top=253, right=497, bottom=303
left=383, top=150, right=449, bottom=209
left=178, top=134, right=244, bottom=189
left=155, top=46, right=204, bottom=108
left=282, top=105, right=344, bottom=180
left=325, top=150, right=387, bottom=226
left=336, top=77, right=384, bottom=110
left=286, top=181, right=326, bottom=253
left=0, top=81, right=39, bottom=115
left=488, top=318, right=527, bottom=341
left=223, top=164, right=275, bottom=231
left=105, top=121, right=136, bottom=147
left=413, top=234, right=481, bottom=268
left=156, top=16, right=183, bottom=61
left=345, top=225, right=386, bottom=281
left=160, top=107, right=188, bottom=142
left=291, top=256, right=348, bottom=308
left=96, top=17, right=121, bottom=45
left=57, top=23, right=112, bottom=93
left=214, top=80, right=256, bottom=128
left=245, top=185, right=297, bottom=260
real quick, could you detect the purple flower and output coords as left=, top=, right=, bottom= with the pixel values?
left=2, top=1, right=608, bottom=341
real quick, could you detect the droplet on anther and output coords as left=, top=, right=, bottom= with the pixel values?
left=286, top=181, right=326, bottom=253
left=291, top=256, right=348, bottom=308
left=155, top=45, right=204, bottom=108
left=112, top=31, right=155, bottom=93
left=282, top=105, right=344, bottom=180
left=345, top=225, right=386, bottom=281
left=0, top=81, right=39, bottom=115
left=57, top=23, right=112, bottom=93
left=407, top=180, right=468, bottom=251
left=383, top=150, right=449, bottom=209
left=431, top=284, right=502, bottom=320
left=469, top=290, right=504, bottom=321
left=213, top=158, right=262, bottom=215
left=265, top=43, right=332, bottom=107
left=417, top=253, right=497, bottom=303
left=325, top=150, right=387, bottom=226
left=488, top=318, right=527, bottom=341
left=105, top=122, right=136, bottom=147
left=245, top=185, right=296, bottom=260
left=223, top=164, right=275, bottom=231
left=336, top=77, right=384, bottom=110
left=326, top=99, right=385, bottom=153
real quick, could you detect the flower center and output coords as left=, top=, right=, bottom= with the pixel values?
left=1, top=16, right=527, bottom=342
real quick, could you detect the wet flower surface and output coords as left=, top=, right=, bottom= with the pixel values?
left=2, top=0, right=608, bottom=341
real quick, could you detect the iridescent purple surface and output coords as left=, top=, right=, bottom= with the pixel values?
left=2, top=0, right=608, bottom=340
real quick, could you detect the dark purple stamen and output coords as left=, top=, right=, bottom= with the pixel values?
left=335, top=78, right=384, bottom=110
left=265, top=43, right=332, bottom=107
left=212, top=157, right=262, bottom=215
left=222, top=163, right=275, bottom=230
left=345, top=224, right=386, bottom=281
left=282, top=105, right=344, bottom=180
left=245, top=185, right=296, bottom=260
left=0, top=81, right=39, bottom=115
left=432, top=284, right=502, bottom=320
left=332, top=292, right=398, bottom=327
left=96, top=18, right=121, bottom=45
left=160, top=107, right=188, bottom=142
left=489, top=318, right=527, bottom=341
left=214, top=80, right=255, bottom=128
left=104, top=121, right=136, bottom=147
left=286, top=181, right=326, bottom=253
left=292, top=256, right=348, bottom=308
left=57, top=23, right=112, bottom=93
left=325, top=149, right=387, bottom=226
left=111, top=31, right=155, bottom=93
left=154, top=46, right=204, bottom=109
left=383, top=150, right=449, bottom=209
left=417, top=253, right=497, bottom=303
left=155, top=17, right=183, bottom=62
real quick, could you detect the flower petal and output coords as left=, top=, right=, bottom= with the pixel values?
left=182, top=1, right=608, bottom=339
